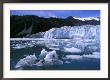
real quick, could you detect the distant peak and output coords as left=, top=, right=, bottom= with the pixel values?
left=73, top=16, right=100, bottom=21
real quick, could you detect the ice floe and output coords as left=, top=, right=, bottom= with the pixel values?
left=44, top=50, right=58, bottom=60
left=63, top=47, right=82, bottom=53
left=65, top=61, right=71, bottom=64
left=64, top=55, right=83, bottom=60
left=83, top=52, right=100, bottom=58
left=15, top=54, right=37, bottom=69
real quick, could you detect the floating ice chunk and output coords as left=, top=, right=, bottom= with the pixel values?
left=88, top=46, right=99, bottom=51
left=64, top=55, right=83, bottom=60
left=93, top=52, right=100, bottom=55
left=83, top=52, right=100, bottom=58
left=44, top=50, right=58, bottom=60
left=39, top=49, right=48, bottom=59
left=13, top=44, right=26, bottom=49
left=65, top=61, right=71, bottom=64
left=63, top=47, right=81, bottom=53
left=35, top=50, right=63, bottom=66
left=15, top=54, right=37, bottom=69
left=83, top=54, right=100, bottom=58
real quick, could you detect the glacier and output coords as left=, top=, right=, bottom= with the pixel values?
left=43, top=25, right=100, bottom=40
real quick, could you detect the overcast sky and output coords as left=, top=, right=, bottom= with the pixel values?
left=10, top=10, right=100, bottom=18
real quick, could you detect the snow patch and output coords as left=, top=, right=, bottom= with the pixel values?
left=73, top=17, right=100, bottom=21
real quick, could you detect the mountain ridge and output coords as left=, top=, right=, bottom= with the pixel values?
left=10, top=15, right=100, bottom=38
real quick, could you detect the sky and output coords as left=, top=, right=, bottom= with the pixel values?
left=10, top=10, right=100, bottom=18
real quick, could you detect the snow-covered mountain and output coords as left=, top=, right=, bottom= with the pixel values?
left=73, top=17, right=100, bottom=21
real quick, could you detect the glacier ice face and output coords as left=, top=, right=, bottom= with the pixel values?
left=43, top=25, right=100, bottom=40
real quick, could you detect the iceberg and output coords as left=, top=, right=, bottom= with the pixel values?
left=44, top=50, right=58, bottom=60
left=15, top=54, right=37, bottom=69
left=39, top=49, right=48, bottom=59
left=35, top=50, right=63, bottom=66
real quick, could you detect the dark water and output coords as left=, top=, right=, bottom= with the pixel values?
left=10, top=40, right=100, bottom=70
